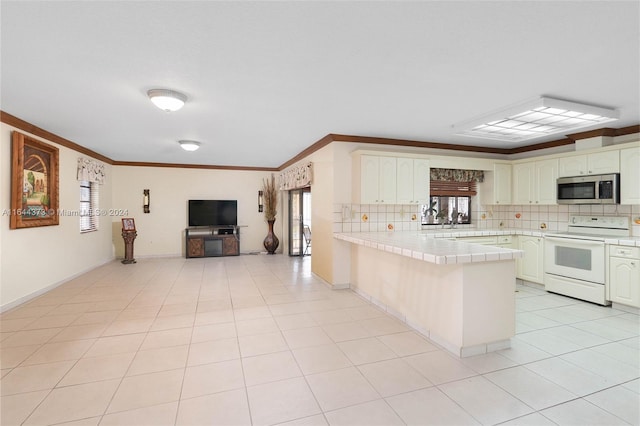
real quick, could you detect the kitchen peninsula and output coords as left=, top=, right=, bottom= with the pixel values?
left=335, top=231, right=523, bottom=357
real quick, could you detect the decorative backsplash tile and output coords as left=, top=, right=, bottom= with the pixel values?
left=333, top=200, right=640, bottom=236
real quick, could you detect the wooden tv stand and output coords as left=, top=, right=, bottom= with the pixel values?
left=185, top=226, right=240, bottom=258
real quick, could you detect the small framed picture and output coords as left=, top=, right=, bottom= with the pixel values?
left=122, top=218, right=136, bottom=231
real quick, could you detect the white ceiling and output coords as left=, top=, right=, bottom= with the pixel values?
left=2, top=1, right=638, bottom=168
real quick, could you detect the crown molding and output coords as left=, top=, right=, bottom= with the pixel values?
left=3, top=110, right=637, bottom=171
left=1, top=111, right=114, bottom=164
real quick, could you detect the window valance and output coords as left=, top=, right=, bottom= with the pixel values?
left=279, top=162, right=313, bottom=190
left=77, top=157, right=105, bottom=184
left=430, top=168, right=484, bottom=183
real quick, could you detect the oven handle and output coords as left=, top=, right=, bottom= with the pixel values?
left=544, top=236, right=605, bottom=246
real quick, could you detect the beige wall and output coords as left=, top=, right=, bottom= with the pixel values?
left=111, top=166, right=277, bottom=257
left=1, top=123, right=114, bottom=310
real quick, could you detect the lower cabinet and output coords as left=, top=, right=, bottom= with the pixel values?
left=187, top=238, right=205, bottom=257
left=608, top=245, right=640, bottom=308
left=186, top=227, right=240, bottom=258
left=517, top=236, right=544, bottom=284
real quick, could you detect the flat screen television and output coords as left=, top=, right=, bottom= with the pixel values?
left=188, top=200, right=237, bottom=227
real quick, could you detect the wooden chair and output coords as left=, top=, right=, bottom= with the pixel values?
left=303, top=225, right=312, bottom=256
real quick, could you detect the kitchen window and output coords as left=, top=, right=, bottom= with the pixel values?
left=422, top=196, right=471, bottom=225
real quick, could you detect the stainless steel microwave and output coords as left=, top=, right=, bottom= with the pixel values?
left=557, top=173, right=620, bottom=204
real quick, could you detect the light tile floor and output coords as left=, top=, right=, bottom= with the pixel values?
left=1, top=255, right=638, bottom=425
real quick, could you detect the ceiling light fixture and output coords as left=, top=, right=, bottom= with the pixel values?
left=147, top=89, right=187, bottom=112
left=453, top=97, right=619, bottom=142
left=179, top=140, right=200, bottom=151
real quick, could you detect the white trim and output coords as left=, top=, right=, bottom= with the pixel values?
left=0, top=257, right=115, bottom=313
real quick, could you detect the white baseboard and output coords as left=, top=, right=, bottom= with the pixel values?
left=1, top=257, right=116, bottom=313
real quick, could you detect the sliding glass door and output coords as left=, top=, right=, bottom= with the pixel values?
left=288, top=188, right=311, bottom=256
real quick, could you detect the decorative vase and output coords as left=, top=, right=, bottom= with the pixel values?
left=263, top=219, right=279, bottom=254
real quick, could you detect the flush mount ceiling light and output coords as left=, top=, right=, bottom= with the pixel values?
left=179, top=140, right=200, bottom=151
left=453, top=97, right=619, bottom=142
left=147, top=89, right=187, bottom=112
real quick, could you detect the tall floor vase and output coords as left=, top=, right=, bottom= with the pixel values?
left=263, top=219, right=279, bottom=254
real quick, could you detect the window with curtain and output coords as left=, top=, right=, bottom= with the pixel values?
left=80, top=180, right=99, bottom=232
left=422, top=169, right=482, bottom=225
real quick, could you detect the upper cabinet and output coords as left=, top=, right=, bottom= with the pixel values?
left=620, top=146, right=640, bottom=205
left=535, top=158, right=559, bottom=205
left=354, top=154, right=430, bottom=205
left=512, top=159, right=558, bottom=205
left=397, top=158, right=430, bottom=204
left=558, top=150, right=619, bottom=177
left=357, top=155, right=397, bottom=204
left=480, top=163, right=511, bottom=205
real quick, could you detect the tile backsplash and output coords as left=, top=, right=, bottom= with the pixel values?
left=478, top=203, right=640, bottom=236
left=333, top=202, right=640, bottom=237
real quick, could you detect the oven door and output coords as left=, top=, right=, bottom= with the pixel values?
left=544, top=236, right=605, bottom=284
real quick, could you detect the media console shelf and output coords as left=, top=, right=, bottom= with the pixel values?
left=186, top=226, right=240, bottom=258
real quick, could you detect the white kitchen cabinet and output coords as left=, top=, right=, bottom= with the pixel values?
left=535, top=158, right=558, bottom=205
left=512, top=162, right=535, bottom=205
left=620, top=146, right=640, bottom=205
left=512, top=160, right=557, bottom=205
left=608, top=245, right=640, bottom=308
left=357, top=155, right=396, bottom=204
left=558, top=150, right=619, bottom=177
left=396, top=158, right=430, bottom=204
left=480, top=163, right=511, bottom=205
left=517, top=236, right=544, bottom=284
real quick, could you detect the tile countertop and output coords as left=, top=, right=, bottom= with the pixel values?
left=334, top=231, right=524, bottom=265
left=335, top=228, right=640, bottom=266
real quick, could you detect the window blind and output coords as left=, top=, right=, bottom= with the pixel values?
left=80, top=181, right=99, bottom=232
left=430, top=180, right=477, bottom=196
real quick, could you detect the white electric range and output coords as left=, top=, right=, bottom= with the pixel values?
left=544, top=215, right=630, bottom=305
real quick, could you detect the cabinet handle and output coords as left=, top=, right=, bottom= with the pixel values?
left=632, top=262, right=636, bottom=267
left=588, top=170, right=592, bottom=174
left=535, top=201, right=539, bottom=204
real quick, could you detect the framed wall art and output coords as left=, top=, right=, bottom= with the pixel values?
left=10, top=131, right=60, bottom=229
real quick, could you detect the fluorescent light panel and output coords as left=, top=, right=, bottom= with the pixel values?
left=453, top=97, right=619, bottom=142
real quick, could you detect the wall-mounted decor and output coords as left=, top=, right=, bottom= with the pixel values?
left=10, top=132, right=59, bottom=229
left=143, top=189, right=150, bottom=213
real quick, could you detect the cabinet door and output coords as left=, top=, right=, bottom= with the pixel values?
left=558, top=155, right=587, bottom=177
left=517, top=236, right=544, bottom=284
left=360, top=155, right=380, bottom=204
left=512, top=163, right=534, bottom=204
left=535, top=159, right=558, bottom=205
left=620, top=147, right=640, bottom=204
left=222, top=236, right=239, bottom=256
left=609, top=257, right=639, bottom=307
left=494, top=163, right=512, bottom=204
left=378, top=156, right=397, bottom=204
left=588, top=150, right=619, bottom=174
left=396, top=157, right=414, bottom=204
left=187, top=238, right=204, bottom=258
left=412, top=159, right=430, bottom=204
